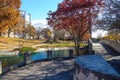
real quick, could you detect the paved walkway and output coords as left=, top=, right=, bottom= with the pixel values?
left=92, top=43, right=120, bottom=60
left=1, top=59, right=74, bottom=80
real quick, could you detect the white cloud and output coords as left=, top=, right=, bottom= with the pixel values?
left=92, top=30, right=108, bottom=38
left=32, top=19, right=47, bottom=25
left=32, top=19, right=50, bottom=29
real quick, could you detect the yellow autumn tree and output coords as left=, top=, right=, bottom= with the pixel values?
left=0, top=0, right=21, bottom=36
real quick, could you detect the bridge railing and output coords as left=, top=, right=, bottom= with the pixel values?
left=102, top=40, right=120, bottom=53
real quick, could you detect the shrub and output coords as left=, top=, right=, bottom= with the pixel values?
left=44, top=39, right=54, bottom=43
left=19, top=47, right=37, bottom=54
left=0, top=56, right=23, bottom=68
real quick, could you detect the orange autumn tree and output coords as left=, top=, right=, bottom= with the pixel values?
left=0, top=0, right=21, bottom=36
left=47, top=0, right=104, bottom=55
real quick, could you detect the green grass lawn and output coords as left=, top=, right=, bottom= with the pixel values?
left=37, top=41, right=75, bottom=48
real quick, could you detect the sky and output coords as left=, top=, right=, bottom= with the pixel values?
left=20, top=0, right=107, bottom=38
left=92, top=30, right=108, bottom=38
left=20, top=0, right=63, bottom=25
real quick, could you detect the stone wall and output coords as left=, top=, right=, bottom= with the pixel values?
left=102, top=40, right=120, bottom=53
left=73, top=55, right=120, bottom=80
left=2, top=62, right=24, bottom=74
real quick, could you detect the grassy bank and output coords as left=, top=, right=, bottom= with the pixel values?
left=0, top=37, right=87, bottom=51
left=0, top=37, right=41, bottom=46
left=37, top=42, right=75, bottom=48
left=0, top=55, right=23, bottom=68
left=0, top=37, right=42, bottom=50
left=36, top=41, right=86, bottom=49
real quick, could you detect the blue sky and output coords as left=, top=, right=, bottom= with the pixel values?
left=20, top=0, right=107, bottom=38
left=20, top=0, right=63, bottom=21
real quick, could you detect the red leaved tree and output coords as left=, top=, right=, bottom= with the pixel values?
left=47, top=0, right=104, bottom=56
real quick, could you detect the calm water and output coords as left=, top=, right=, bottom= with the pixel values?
left=31, top=49, right=75, bottom=61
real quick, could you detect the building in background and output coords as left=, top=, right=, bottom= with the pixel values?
left=20, top=10, right=31, bottom=39
left=20, top=10, right=31, bottom=26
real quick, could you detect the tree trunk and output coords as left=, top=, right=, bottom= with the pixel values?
left=33, top=36, right=35, bottom=39
left=75, top=45, right=80, bottom=56
left=73, top=35, right=83, bottom=56
left=63, top=32, right=65, bottom=42
left=74, top=39, right=80, bottom=56
left=8, top=28, right=11, bottom=37
left=0, top=34, right=1, bottom=36
left=53, top=36, right=57, bottom=42
left=37, top=35, right=40, bottom=39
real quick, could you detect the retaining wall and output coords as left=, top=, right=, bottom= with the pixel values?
left=102, top=40, right=120, bottom=53
left=73, top=55, right=120, bottom=80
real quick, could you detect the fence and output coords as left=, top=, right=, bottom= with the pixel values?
left=0, top=49, right=74, bottom=75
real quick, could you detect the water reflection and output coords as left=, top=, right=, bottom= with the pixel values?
left=53, top=50, right=69, bottom=58
left=31, top=49, right=75, bottom=61
left=31, top=52, right=47, bottom=61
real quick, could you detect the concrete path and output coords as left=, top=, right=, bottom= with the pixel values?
left=92, top=43, right=120, bottom=60
left=1, top=59, right=74, bottom=80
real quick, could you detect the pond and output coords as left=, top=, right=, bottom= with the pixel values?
left=31, top=49, right=75, bottom=61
